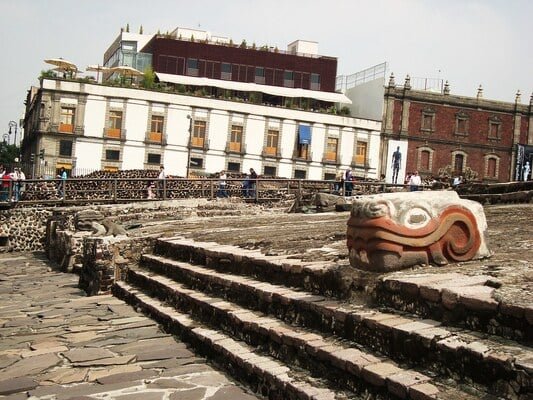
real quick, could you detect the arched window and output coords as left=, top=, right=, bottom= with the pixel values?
left=420, top=150, right=430, bottom=171
left=487, top=158, right=497, bottom=178
left=454, top=154, right=464, bottom=174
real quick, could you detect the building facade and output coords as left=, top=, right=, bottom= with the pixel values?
left=380, top=75, right=533, bottom=183
left=22, top=78, right=381, bottom=179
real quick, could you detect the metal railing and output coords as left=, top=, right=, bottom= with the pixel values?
left=0, top=177, right=425, bottom=207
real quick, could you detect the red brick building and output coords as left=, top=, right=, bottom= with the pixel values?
left=380, top=75, right=533, bottom=183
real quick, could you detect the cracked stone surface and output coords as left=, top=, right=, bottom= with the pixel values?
left=0, top=253, right=259, bottom=399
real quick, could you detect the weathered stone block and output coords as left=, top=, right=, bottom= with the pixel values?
left=347, top=191, right=490, bottom=272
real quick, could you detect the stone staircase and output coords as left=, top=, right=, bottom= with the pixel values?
left=113, top=237, right=532, bottom=399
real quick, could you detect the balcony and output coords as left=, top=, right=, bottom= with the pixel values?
left=261, top=147, right=281, bottom=159
left=59, top=123, right=74, bottom=133
left=145, top=131, right=166, bottom=145
left=292, top=148, right=313, bottom=163
left=225, top=142, right=246, bottom=155
left=189, top=137, right=209, bottom=151
left=322, top=153, right=339, bottom=165
left=104, top=128, right=126, bottom=140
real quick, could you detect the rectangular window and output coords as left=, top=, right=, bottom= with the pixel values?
left=264, top=166, right=276, bottom=176
left=324, top=172, right=336, bottom=181
left=488, top=122, right=500, bottom=139
left=187, top=58, right=199, bottom=76
left=59, top=140, right=73, bottom=157
left=105, top=149, right=120, bottom=161
left=107, top=110, right=123, bottom=138
left=149, top=115, right=164, bottom=142
left=221, top=62, right=232, bottom=80
left=325, top=137, right=338, bottom=162
left=422, top=113, right=434, bottom=131
left=229, top=125, right=243, bottom=152
left=456, top=118, right=468, bottom=134
left=255, top=67, right=265, bottom=84
left=227, top=162, right=240, bottom=172
left=265, top=129, right=279, bottom=156
left=59, top=107, right=75, bottom=133
left=355, top=141, right=367, bottom=165
left=310, top=73, right=320, bottom=90
left=420, top=150, right=430, bottom=171
left=191, top=120, right=206, bottom=148
left=284, top=70, right=294, bottom=87
left=147, top=153, right=161, bottom=164
left=190, top=157, right=203, bottom=169
left=487, top=158, right=497, bottom=177
left=294, top=170, right=306, bottom=179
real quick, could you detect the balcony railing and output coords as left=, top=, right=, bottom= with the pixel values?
left=104, top=128, right=126, bottom=140
left=59, top=123, right=74, bottom=133
left=225, top=142, right=246, bottom=155
left=262, top=147, right=281, bottom=159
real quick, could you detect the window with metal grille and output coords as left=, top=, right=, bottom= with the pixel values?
left=227, top=162, right=240, bottom=172
left=147, top=153, right=161, bottom=164
left=264, top=166, right=276, bottom=176
left=105, top=149, right=120, bottom=161
left=59, top=140, right=73, bottom=157
left=190, top=157, right=203, bottom=168
left=294, top=170, right=306, bottom=179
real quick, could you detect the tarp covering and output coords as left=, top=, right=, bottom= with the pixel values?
left=156, top=72, right=351, bottom=104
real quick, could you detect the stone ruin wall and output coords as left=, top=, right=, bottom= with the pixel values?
left=0, top=208, right=53, bottom=252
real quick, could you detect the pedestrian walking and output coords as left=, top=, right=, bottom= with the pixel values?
left=217, top=170, right=228, bottom=198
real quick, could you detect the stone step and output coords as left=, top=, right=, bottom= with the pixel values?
left=114, top=279, right=484, bottom=400
left=112, top=281, right=360, bottom=400
left=153, top=237, right=532, bottom=344
left=140, top=253, right=533, bottom=398
left=153, top=237, right=348, bottom=298
left=375, top=273, right=532, bottom=344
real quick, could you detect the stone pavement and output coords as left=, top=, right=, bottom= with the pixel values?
left=0, top=253, right=259, bottom=399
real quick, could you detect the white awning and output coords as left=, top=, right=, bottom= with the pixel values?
left=155, top=72, right=351, bottom=104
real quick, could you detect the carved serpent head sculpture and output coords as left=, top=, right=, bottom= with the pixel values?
left=346, top=191, right=490, bottom=272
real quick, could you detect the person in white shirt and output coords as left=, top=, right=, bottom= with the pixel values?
left=217, top=170, right=228, bottom=198
left=157, top=165, right=165, bottom=198
left=408, top=171, right=422, bottom=191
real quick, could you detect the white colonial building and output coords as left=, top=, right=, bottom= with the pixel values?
left=22, top=28, right=383, bottom=180
left=22, top=78, right=381, bottom=179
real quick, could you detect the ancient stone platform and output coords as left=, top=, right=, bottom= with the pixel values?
left=0, top=253, right=258, bottom=399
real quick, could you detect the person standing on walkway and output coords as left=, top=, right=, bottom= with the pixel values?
left=57, top=167, right=67, bottom=198
left=249, top=168, right=258, bottom=199
left=217, top=170, right=228, bottom=198
left=157, top=165, right=166, bottom=198
left=344, top=168, right=353, bottom=196
left=408, top=170, right=422, bottom=191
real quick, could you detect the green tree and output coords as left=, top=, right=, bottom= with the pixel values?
left=0, top=144, right=20, bottom=165
left=141, top=67, right=156, bottom=89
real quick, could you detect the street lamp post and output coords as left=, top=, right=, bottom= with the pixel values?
left=8, top=121, right=17, bottom=146
left=186, top=114, right=193, bottom=178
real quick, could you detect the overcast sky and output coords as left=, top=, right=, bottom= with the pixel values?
left=1, top=0, right=531, bottom=144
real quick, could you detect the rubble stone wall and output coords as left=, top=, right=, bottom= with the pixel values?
left=0, top=208, right=53, bottom=252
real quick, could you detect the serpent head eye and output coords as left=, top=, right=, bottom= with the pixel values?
left=402, top=207, right=432, bottom=229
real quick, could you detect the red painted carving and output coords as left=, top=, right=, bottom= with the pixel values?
left=347, top=202, right=483, bottom=271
